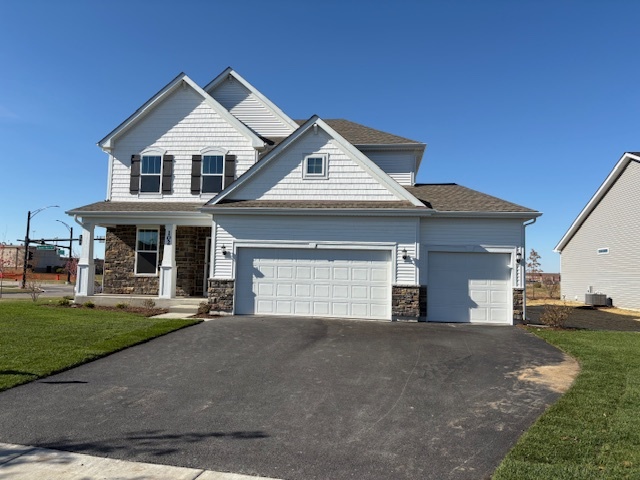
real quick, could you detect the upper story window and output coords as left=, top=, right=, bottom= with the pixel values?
left=192, top=147, right=236, bottom=195
left=202, top=155, right=224, bottom=193
left=130, top=149, right=173, bottom=196
left=303, top=154, right=328, bottom=179
left=140, top=155, right=162, bottom=192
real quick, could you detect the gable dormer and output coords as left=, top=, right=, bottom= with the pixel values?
left=205, top=68, right=299, bottom=138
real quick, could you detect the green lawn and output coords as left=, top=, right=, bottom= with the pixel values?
left=494, top=328, right=640, bottom=479
left=0, top=300, right=200, bottom=391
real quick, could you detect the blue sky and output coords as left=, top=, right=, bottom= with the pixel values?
left=1, top=0, right=639, bottom=271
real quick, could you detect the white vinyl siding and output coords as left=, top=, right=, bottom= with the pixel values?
left=110, top=87, right=255, bottom=202
left=363, top=151, right=415, bottom=186
left=561, top=161, right=640, bottom=310
left=420, top=217, right=523, bottom=286
left=209, top=76, right=295, bottom=138
left=226, top=129, right=401, bottom=202
left=212, top=215, right=419, bottom=285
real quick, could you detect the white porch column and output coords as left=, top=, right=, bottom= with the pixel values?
left=159, top=224, right=177, bottom=299
left=75, top=223, right=95, bottom=296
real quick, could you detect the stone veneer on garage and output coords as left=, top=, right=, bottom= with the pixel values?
left=103, top=225, right=210, bottom=296
left=208, top=279, right=235, bottom=313
left=513, top=288, right=524, bottom=324
left=392, top=285, right=427, bottom=320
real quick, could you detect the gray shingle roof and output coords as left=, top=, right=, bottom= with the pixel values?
left=67, top=201, right=205, bottom=213
left=213, top=200, right=418, bottom=209
left=405, top=184, right=537, bottom=213
left=294, top=119, right=422, bottom=145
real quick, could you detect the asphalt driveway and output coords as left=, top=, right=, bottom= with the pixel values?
left=0, top=317, right=569, bottom=480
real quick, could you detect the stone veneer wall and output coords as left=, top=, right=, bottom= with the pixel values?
left=513, top=288, right=524, bottom=324
left=175, top=227, right=209, bottom=297
left=208, top=279, right=235, bottom=313
left=392, top=285, right=427, bottom=320
left=103, top=225, right=164, bottom=295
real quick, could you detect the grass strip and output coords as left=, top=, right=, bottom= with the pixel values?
left=493, top=328, right=640, bottom=479
left=0, top=300, right=200, bottom=391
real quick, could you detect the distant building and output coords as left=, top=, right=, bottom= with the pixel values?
left=0, top=243, right=66, bottom=273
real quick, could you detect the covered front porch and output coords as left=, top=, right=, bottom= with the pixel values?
left=68, top=201, right=213, bottom=302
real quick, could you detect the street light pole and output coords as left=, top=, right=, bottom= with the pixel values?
left=56, top=220, right=73, bottom=284
left=21, top=205, right=59, bottom=289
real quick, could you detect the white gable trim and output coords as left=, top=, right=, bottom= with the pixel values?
left=206, top=116, right=425, bottom=208
left=98, top=73, right=265, bottom=151
left=205, top=67, right=299, bottom=132
left=555, top=152, right=640, bottom=252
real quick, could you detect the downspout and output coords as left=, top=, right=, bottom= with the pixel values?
left=521, top=217, right=537, bottom=322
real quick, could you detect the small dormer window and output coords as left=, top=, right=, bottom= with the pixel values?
left=304, top=154, right=328, bottom=179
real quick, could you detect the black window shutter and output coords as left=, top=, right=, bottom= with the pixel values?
left=162, top=155, right=173, bottom=194
left=224, top=155, right=236, bottom=189
left=191, top=155, right=202, bottom=194
left=130, top=155, right=141, bottom=194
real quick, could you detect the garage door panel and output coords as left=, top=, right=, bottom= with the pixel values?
left=428, top=252, right=511, bottom=324
left=236, top=248, right=390, bottom=319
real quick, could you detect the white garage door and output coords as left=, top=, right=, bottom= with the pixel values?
left=235, top=248, right=391, bottom=319
left=427, top=252, right=511, bottom=324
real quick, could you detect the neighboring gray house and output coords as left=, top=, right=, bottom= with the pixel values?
left=69, top=67, right=540, bottom=323
left=555, top=152, right=640, bottom=310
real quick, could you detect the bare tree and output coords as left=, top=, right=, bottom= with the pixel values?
left=526, top=248, right=542, bottom=300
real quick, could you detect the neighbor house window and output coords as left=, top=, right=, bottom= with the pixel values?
left=136, top=229, right=159, bottom=275
left=202, top=155, right=224, bottom=193
left=140, top=155, right=162, bottom=193
left=303, top=154, right=328, bottom=178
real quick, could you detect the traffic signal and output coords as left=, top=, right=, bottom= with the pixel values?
left=27, top=251, right=33, bottom=260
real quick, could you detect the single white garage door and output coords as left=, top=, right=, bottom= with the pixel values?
left=427, top=252, right=511, bottom=324
left=235, top=248, right=391, bottom=319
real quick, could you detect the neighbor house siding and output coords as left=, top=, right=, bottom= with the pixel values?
left=561, top=161, right=640, bottom=310
left=419, top=217, right=523, bottom=284
left=226, top=129, right=401, bottom=202
left=362, top=151, right=415, bottom=186
left=212, top=215, right=419, bottom=285
left=208, top=76, right=294, bottom=138
left=109, top=87, right=256, bottom=201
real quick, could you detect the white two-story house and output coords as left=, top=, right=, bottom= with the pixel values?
left=68, top=68, right=540, bottom=323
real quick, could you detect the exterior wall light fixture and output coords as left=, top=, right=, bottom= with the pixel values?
left=401, top=248, right=408, bottom=260
left=221, top=244, right=228, bottom=256
left=516, top=250, right=522, bottom=264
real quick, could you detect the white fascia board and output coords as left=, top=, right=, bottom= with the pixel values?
left=184, top=76, right=265, bottom=148
left=204, top=68, right=299, bottom=132
left=431, top=211, right=542, bottom=220
left=203, top=207, right=430, bottom=217
left=97, top=72, right=188, bottom=150
left=97, top=73, right=264, bottom=151
left=554, top=152, right=639, bottom=252
left=206, top=116, right=320, bottom=205
left=69, top=211, right=211, bottom=227
left=207, top=116, right=426, bottom=207
left=314, top=118, right=425, bottom=207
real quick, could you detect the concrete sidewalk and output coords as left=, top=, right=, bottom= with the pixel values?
left=0, top=443, right=280, bottom=480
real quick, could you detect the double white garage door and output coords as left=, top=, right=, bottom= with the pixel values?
left=236, top=248, right=391, bottom=319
